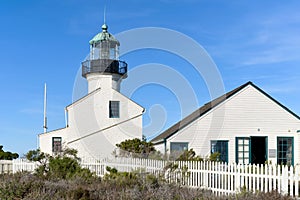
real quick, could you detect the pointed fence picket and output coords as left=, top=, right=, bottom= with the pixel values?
left=1, top=158, right=300, bottom=197
left=12, top=159, right=37, bottom=173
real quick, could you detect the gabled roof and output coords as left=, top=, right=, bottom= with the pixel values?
left=151, top=81, right=300, bottom=143
left=66, top=87, right=144, bottom=111
left=66, top=87, right=101, bottom=109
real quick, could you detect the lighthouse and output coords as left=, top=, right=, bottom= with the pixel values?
left=82, top=24, right=127, bottom=93
left=38, top=23, right=144, bottom=158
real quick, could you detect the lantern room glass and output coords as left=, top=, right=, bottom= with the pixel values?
left=90, top=42, right=119, bottom=60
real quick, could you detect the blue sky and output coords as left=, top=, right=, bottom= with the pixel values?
left=1, top=0, right=300, bottom=156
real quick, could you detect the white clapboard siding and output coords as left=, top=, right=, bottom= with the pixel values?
left=166, top=85, right=300, bottom=164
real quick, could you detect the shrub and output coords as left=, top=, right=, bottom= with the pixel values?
left=104, top=166, right=140, bottom=187
left=25, top=148, right=95, bottom=181
left=209, top=152, right=221, bottom=162
left=0, top=172, right=295, bottom=199
left=0, top=145, right=19, bottom=160
left=115, top=138, right=160, bottom=158
left=175, top=149, right=204, bottom=161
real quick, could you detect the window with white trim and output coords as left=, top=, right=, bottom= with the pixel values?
left=52, top=137, right=62, bottom=153
left=170, top=142, right=188, bottom=152
left=277, top=137, right=293, bottom=165
left=211, top=140, right=228, bottom=162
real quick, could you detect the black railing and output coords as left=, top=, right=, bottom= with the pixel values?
left=82, top=59, right=127, bottom=78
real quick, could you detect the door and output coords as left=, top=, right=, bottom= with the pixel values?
left=236, top=137, right=251, bottom=164
left=236, top=137, right=268, bottom=164
left=250, top=136, right=267, bottom=164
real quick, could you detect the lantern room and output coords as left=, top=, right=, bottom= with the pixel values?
left=82, top=24, right=127, bottom=78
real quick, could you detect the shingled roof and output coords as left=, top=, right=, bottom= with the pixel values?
left=151, top=81, right=300, bottom=143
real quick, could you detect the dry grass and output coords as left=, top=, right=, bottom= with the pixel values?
left=0, top=172, right=295, bottom=200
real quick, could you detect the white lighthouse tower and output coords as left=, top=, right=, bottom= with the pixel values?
left=82, top=24, right=127, bottom=93
left=38, top=23, right=144, bottom=158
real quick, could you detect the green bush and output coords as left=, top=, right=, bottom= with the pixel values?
left=175, top=149, right=204, bottom=161
left=209, top=152, right=221, bottom=162
left=25, top=148, right=95, bottom=181
left=115, top=138, right=160, bottom=158
left=104, top=166, right=140, bottom=187
left=0, top=145, right=19, bottom=160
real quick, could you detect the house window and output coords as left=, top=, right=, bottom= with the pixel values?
left=109, top=101, right=120, bottom=118
left=277, top=137, right=293, bottom=165
left=52, top=137, right=62, bottom=153
left=170, top=142, right=188, bottom=152
left=236, top=137, right=250, bottom=164
left=211, top=140, right=228, bottom=162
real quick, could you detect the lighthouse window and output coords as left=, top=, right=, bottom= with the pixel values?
left=109, top=101, right=120, bottom=118
left=100, top=41, right=109, bottom=59
left=52, top=137, right=62, bottom=153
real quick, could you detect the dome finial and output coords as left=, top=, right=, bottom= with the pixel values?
left=102, top=24, right=108, bottom=32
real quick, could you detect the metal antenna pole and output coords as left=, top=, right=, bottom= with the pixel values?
left=104, top=0, right=110, bottom=24
left=43, top=83, right=48, bottom=133
left=104, top=5, right=106, bottom=24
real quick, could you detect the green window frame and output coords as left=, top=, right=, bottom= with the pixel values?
left=170, top=142, right=188, bottom=152
left=236, top=137, right=250, bottom=164
left=211, top=140, right=228, bottom=163
left=277, top=137, right=294, bottom=165
left=109, top=101, right=120, bottom=118
left=52, top=137, right=62, bottom=153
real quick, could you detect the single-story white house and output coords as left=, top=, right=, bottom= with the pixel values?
left=151, top=82, right=300, bottom=165
left=39, top=24, right=144, bottom=158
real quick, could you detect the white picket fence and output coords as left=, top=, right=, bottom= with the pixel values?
left=12, top=159, right=38, bottom=173
left=1, top=158, right=300, bottom=197
left=80, top=157, right=165, bottom=177
left=0, top=160, right=13, bottom=173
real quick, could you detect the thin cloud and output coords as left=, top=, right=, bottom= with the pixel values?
left=20, top=108, right=43, bottom=115
left=263, top=85, right=299, bottom=94
left=206, top=5, right=300, bottom=68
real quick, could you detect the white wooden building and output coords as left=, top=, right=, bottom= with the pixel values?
left=152, top=82, right=300, bottom=165
left=39, top=24, right=144, bottom=158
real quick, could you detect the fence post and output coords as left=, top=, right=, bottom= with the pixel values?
left=277, top=165, right=281, bottom=194
left=289, top=166, right=294, bottom=196
left=204, top=161, right=207, bottom=188
left=12, top=159, right=15, bottom=173
left=281, top=165, right=289, bottom=195
left=295, top=165, right=299, bottom=198
left=235, top=163, right=240, bottom=192
left=268, top=164, right=271, bottom=192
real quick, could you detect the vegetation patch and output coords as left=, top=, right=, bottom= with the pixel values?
left=0, top=145, right=18, bottom=160
left=0, top=170, right=294, bottom=200
left=0, top=144, right=295, bottom=199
